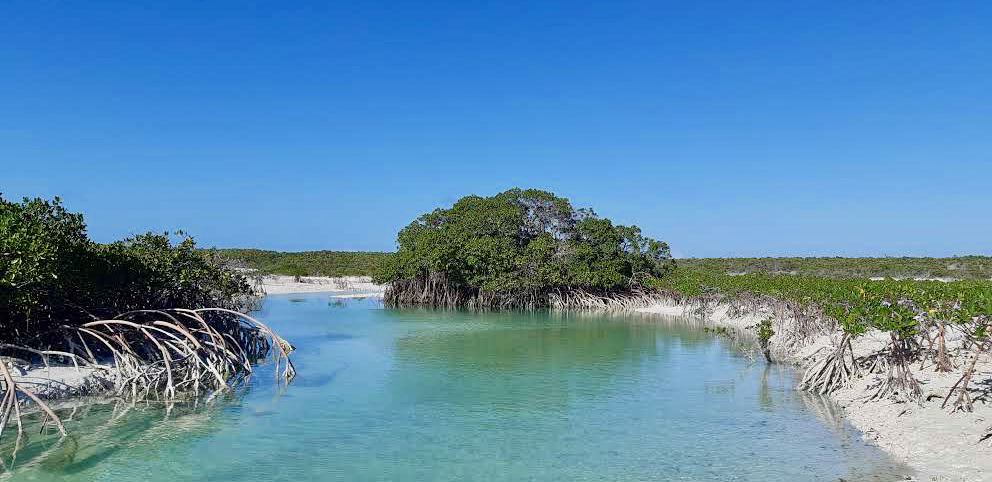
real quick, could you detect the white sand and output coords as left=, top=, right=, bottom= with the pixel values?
left=7, top=364, right=110, bottom=399
left=328, top=292, right=384, bottom=299
left=636, top=303, right=992, bottom=481
left=868, top=276, right=958, bottom=282
left=259, top=275, right=386, bottom=296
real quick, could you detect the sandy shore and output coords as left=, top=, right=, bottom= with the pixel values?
left=11, top=285, right=987, bottom=479
left=6, top=364, right=108, bottom=400
left=259, top=275, right=386, bottom=297
left=636, top=303, right=992, bottom=481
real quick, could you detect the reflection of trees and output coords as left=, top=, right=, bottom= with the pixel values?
left=387, top=309, right=720, bottom=411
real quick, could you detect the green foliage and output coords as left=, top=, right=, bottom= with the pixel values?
left=656, top=265, right=992, bottom=342
left=375, top=188, right=674, bottom=306
left=0, top=195, right=257, bottom=342
left=1, top=196, right=89, bottom=325
left=678, top=256, right=992, bottom=280
left=210, top=249, right=389, bottom=277
left=754, top=317, right=775, bottom=362
left=756, top=318, right=775, bottom=343
left=703, top=326, right=732, bottom=337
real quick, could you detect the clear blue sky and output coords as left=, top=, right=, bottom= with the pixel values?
left=3, top=0, right=990, bottom=257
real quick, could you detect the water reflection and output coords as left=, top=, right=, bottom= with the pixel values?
left=1, top=296, right=913, bottom=482
left=389, top=311, right=719, bottom=411
left=386, top=308, right=912, bottom=481
left=1, top=397, right=232, bottom=477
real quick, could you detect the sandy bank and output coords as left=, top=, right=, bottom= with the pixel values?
left=259, top=275, right=386, bottom=296
left=7, top=365, right=108, bottom=399
left=636, top=303, right=992, bottom=481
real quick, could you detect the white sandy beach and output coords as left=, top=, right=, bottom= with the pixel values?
left=7, top=364, right=107, bottom=400
left=636, top=303, right=992, bottom=481
left=258, top=275, right=386, bottom=297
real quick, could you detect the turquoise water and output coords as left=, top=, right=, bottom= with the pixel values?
left=2, top=293, right=909, bottom=481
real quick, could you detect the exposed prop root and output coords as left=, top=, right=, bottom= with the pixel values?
left=0, top=308, right=295, bottom=445
left=799, top=334, right=856, bottom=394
left=0, top=362, right=66, bottom=447
left=942, top=343, right=985, bottom=413
left=869, top=334, right=923, bottom=404
left=385, top=272, right=696, bottom=312
left=921, top=319, right=954, bottom=373
left=548, top=290, right=680, bottom=312
left=860, top=351, right=888, bottom=375
left=932, top=320, right=954, bottom=372
left=384, top=273, right=552, bottom=308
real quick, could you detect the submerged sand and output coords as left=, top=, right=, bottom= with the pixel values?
left=636, top=303, right=992, bottom=482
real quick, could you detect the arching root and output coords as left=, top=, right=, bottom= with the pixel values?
left=799, top=334, right=856, bottom=395
left=942, top=343, right=985, bottom=413
left=870, top=334, right=923, bottom=404
left=0, top=307, right=295, bottom=445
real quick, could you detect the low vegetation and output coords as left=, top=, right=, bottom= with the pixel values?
left=212, top=251, right=992, bottom=282
left=679, top=256, right=992, bottom=280
left=211, top=248, right=389, bottom=277
left=373, top=188, right=675, bottom=308
left=652, top=266, right=992, bottom=411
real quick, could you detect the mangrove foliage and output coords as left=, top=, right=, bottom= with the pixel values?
left=0, top=195, right=294, bottom=444
left=373, top=189, right=674, bottom=308
left=1, top=195, right=259, bottom=343
left=654, top=266, right=992, bottom=409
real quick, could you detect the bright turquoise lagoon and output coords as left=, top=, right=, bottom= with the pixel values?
left=3, top=293, right=909, bottom=481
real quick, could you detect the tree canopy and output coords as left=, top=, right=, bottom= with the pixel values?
left=374, top=189, right=674, bottom=307
left=0, top=195, right=257, bottom=342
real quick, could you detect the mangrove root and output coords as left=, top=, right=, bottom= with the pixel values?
left=799, top=334, right=856, bottom=395
left=0, top=308, right=295, bottom=444
left=870, top=334, right=923, bottom=404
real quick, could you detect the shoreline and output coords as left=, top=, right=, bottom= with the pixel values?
left=258, top=275, right=386, bottom=297
left=635, top=302, right=992, bottom=482
left=10, top=290, right=987, bottom=480
left=10, top=280, right=387, bottom=403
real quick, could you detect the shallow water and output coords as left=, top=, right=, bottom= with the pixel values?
left=2, top=294, right=910, bottom=481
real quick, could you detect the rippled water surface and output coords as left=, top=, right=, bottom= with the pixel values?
left=3, top=294, right=910, bottom=481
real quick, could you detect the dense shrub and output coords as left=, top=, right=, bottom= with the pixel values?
left=374, top=188, right=674, bottom=307
left=0, top=196, right=258, bottom=342
left=210, top=249, right=389, bottom=277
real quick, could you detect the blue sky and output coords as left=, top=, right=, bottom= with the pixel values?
left=2, top=0, right=989, bottom=257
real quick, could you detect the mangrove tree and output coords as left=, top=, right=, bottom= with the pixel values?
left=373, top=189, right=674, bottom=308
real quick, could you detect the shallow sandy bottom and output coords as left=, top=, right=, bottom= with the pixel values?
left=636, top=303, right=992, bottom=481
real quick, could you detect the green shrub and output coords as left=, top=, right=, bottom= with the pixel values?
left=677, top=256, right=992, bottom=280
left=374, top=188, right=674, bottom=307
left=0, top=196, right=257, bottom=342
left=209, top=249, right=388, bottom=277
